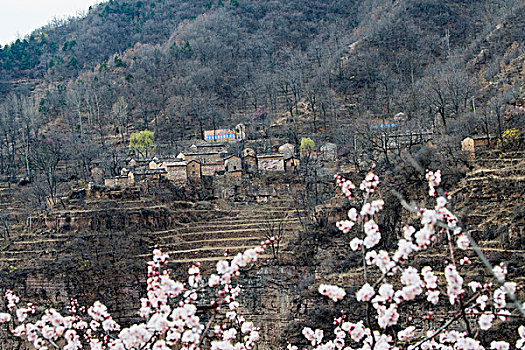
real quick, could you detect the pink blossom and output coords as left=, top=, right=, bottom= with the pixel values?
left=401, top=267, right=422, bottom=287
left=516, top=325, right=525, bottom=349
left=208, top=274, right=220, bottom=287
left=468, top=281, right=482, bottom=292
left=350, top=237, right=362, bottom=251
left=394, top=239, right=416, bottom=261
left=356, top=283, right=375, bottom=302
left=349, top=321, right=366, bottom=342
left=493, top=264, right=507, bottom=281
left=497, top=309, right=511, bottom=321
left=421, top=266, right=438, bottom=289
left=87, top=301, right=109, bottom=322
left=5, top=290, right=20, bottom=309
left=402, top=225, right=415, bottom=240
left=374, top=250, right=394, bottom=273
left=426, top=290, right=440, bottom=305
left=102, top=318, right=120, bottom=332
left=365, top=250, right=377, bottom=265
left=0, top=313, right=11, bottom=323
left=490, top=341, right=509, bottom=350
left=478, top=313, right=495, bottom=330
left=398, top=326, right=416, bottom=341
left=425, top=170, right=441, bottom=197
left=152, top=340, right=171, bottom=350
left=363, top=220, right=381, bottom=248
left=456, top=234, right=470, bottom=250
left=377, top=284, right=394, bottom=301
left=336, top=220, right=355, bottom=233
left=493, top=287, right=506, bottom=309
left=399, top=285, right=423, bottom=301
left=348, top=208, right=358, bottom=221
left=476, top=295, right=488, bottom=310
left=377, top=304, right=399, bottom=329
left=444, top=265, right=464, bottom=305
left=414, top=226, right=434, bottom=249
left=360, top=171, right=379, bottom=194
left=503, top=282, right=517, bottom=295
left=318, top=284, right=346, bottom=302
left=460, top=257, right=471, bottom=265
left=217, top=260, right=230, bottom=274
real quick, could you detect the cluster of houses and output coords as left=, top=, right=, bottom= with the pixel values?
left=103, top=141, right=339, bottom=188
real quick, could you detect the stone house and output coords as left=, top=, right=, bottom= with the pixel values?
left=225, top=155, right=242, bottom=173
left=187, top=160, right=202, bottom=180
left=132, top=168, right=168, bottom=182
left=148, top=158, right=161, bottom=170
left=461, top=135, right=495, bottom=156
left=178, top=151, right=223, bottom=164
left=128, top=157, right=150, bottom=168
left=161, top=161, right=188, bottom=182
left=320, top=142, right=337, bottom=161
left=258, top=154, right=285, bottom=172
left=104, top=168, right=134, bottom=187
left=243, top=154, right=257, bottom=173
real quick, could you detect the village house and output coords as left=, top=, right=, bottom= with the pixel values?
left=104, top=168, right=134, bottom=187
left=131, top=168, right=168, bottom=182
left=147, top=158, right=161, bottom=170
left=243, top=154, right=257, bottom=173
left=300, top=149, right=323, bottom=160
left=461, top=135, right=495, bottom=156
left=187, top=160, right=202, bottom=180
left=104, top=174, right=132, bottom=187
left=258, top=154, right=285, bottom=172
left=46, top=193, right=70, bottom=208
left=225, top=155, right=242, bottom=173
left=177, top=151, right=223, bottom=164
left=320, top=143, right=337, bottom=161
left=127, top=157, right=150, bottom=168
left=161, top=161, right=188, bottom=182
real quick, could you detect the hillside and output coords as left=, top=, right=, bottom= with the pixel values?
left=0, top=0, right=524, bottom=349
left=1, top=0, right=523, bottom=189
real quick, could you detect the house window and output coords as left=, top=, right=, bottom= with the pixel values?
left=192, top=165, right=195, bottom=168
left=192, top=171, right=195, bottom=175
left=233, top=166, right=237, bottom=170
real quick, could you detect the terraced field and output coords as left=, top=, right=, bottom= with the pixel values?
left=0, top=194, right=304, bottom=270
left=146, top=204, right=304, bottom=265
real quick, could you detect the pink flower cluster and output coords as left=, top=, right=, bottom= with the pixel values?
left=318, top=284, right=346, bottom=302
left=295, top=169, right=524, bottom=350
left=0, top=241, right=272, bottom=350
left=425, top=169, right=441, bottom=197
